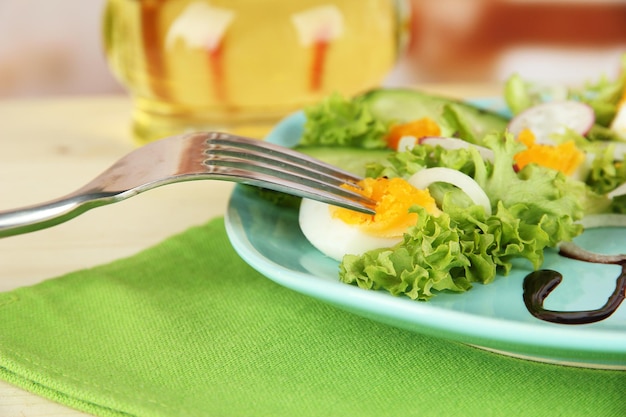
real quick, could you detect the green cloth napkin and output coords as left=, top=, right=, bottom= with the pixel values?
left=0, top=217, right=624, bottom=417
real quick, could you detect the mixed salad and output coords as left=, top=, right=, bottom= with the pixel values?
left=284, top=56, right=626, bottom=314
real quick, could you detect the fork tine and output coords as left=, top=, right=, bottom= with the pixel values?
left=205, top=133, right=364, bottom=185
left=208, top=164, right=376, bottom=214
left=203, top=133, right=376, bottom=214
left=206, top=146, right=355, bottom=189
left=205, top=156, right=375, bottom=204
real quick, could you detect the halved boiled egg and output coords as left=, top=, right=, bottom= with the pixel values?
left=299, top=177, right=439, bottom=261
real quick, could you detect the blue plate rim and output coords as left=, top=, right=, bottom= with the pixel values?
left=224, top=97, right=626, bottom=367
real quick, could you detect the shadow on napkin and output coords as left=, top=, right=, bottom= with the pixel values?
left=0, top=217, right=624, bottom=417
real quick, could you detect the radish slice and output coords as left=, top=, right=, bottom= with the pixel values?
left=507, top=100, right=595, bottom=144
left=419, top=136, right=495, bottom=161
left=409, top=167, right=492, bottom=215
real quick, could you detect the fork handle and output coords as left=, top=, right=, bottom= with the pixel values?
left=0, top=191, right=118, bottom=238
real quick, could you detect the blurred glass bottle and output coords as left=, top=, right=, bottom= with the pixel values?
left=103, top=0, right=410, bottom=144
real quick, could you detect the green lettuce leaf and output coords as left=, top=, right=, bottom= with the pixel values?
left=339, top=197, right=574, bottom=301
left=504, top=73, right=539, bottom=115
left=478, top=134, right=586, bottom=226
left=340, top=207, right=473, bottom=301
left=299, top=93, right=389, bottom=149
left=365, top=140, right=481, bottom=179
left=503, top=73, right=568, bottom=115
left=586, top=124, right=625, bottom=142
left=587, top=143, right=626, bottom=197
left=505, top=54, right=626, bottom=127
left=339, top=133, right=589, bottom=300
left=440, top=104, right=478, bottom=144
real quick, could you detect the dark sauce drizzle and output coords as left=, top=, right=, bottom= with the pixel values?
left=523, top=262, right=626, bottom=325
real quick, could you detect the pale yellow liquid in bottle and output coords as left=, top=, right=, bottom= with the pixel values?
left=103, top=0, right=404, bottom=144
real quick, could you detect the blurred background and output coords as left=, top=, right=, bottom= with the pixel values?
left=0, top=0, right=625, bottom=98
left=0, top=0, right=122, bottom=97
left=389, top=0, right=626, bottom=86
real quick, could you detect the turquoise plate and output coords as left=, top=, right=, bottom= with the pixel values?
left=225, top=98, right=626, bottom=369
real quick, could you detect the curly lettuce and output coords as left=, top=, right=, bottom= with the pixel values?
left=299, top=93, right=389, bottom=149
left=339, top=133, right=590, bottom=300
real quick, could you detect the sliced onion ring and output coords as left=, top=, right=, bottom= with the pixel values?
left=559, top=213, right=626, bottom=263
left=408, top=167, right=491, bottom=215
left=397, top=136, right=417, bottom=152
left=558, top=241, right=626, bottom=264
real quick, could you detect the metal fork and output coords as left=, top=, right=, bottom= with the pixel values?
left=0, top=132, right=376, bottom=238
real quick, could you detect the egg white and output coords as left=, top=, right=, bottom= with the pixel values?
left=298, top=198, right=403, bottom=261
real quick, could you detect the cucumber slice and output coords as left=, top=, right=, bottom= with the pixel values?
left=360, top=88, right=509, bottom=143
left=295, top=146, right=392, bottom=176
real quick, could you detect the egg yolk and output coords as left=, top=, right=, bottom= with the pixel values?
left=331, top=177, right=440, bottom=238
left=513, top=128, right=585, bottom=176
left=385, top=117, right=441, bottom=150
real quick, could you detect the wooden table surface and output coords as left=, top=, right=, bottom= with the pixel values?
left=0, top=84, right=500, bottom=416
